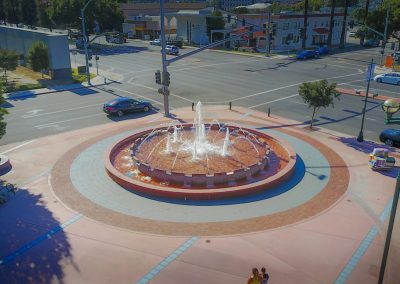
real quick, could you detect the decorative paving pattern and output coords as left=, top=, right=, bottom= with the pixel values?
left=51, top=120, right=349, bottom=236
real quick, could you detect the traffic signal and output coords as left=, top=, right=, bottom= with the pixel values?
left=391, top=42, right=395, bottom=50
left=242, top=19, right=245, bottom=26
left=155, top=70, right=161, bottom=85
left=249, top=25, right=253, bottom=31
left=270, top=34, right=274, bottom=41
left=95, top=56, right=99, bottom=61
left=88, top=55, right=92, bottom=60
left=298, top=27, right=304, bottom=39
left=163, top=71, right=170, bottom=86
left=227, top=15, right=231, bottom=23
left=272, top=22, right=277, bottom=35
left=263, top=23, right=266, bottom=34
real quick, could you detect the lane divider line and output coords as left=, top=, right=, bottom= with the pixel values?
left=0, top=213, right=83, bottom=265
left=1, top=140, right=36, bottom=155
left=136, top=236, right=199, bottom=284
left=334, top=198, right=393, bottom=284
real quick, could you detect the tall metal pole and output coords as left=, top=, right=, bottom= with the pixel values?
left=266, top=6, right=271, bottom=56
left=81, top=0, right=94, bottom=85
left=159, top=0, right=170, bottom=117
left=357, top=58, right=374, bottom=142
left=378, top=171, right=400, bottom=284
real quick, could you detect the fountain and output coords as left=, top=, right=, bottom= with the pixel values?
left=105, top=102, right=297, bottom=200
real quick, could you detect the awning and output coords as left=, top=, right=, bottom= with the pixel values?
left=313, top=28, right=329, bottom=34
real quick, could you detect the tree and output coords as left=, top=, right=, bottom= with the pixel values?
left=4, top=0, right=19, bottom=24
left=37, top=0, right=53, bottom=31
left=0, top=49, right=18, bottom=84
left=0, top=83, right=8, bottom=140
left=302, top=0, right=309, bottom=49
left=19, top=0, right=37, bottom=26
left=0, top=0, right=6, bottom=24
left=339, top=0, right=349, bottom=48
left=299, top=80, right=340, bottom=129
left=27, top=41, right=49, bottom=78
left=206, top=11, right=225, bottom=41
left=327, top=0, right=337, bottom=47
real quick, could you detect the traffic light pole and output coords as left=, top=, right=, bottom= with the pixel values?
left=357, top=58, right=374, bottom=142
left=80, top=0, right=94, bottom=85
left=159, top=0, right=170, bottom=117
left=266, top=7, right=272, bottom=56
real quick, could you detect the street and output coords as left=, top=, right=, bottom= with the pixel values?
left=2, top=42, right=398, bottom=145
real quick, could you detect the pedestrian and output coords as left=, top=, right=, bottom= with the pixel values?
left=261, top=267, right=269, bottom=284
left=247, top=267, right=262, bottom=284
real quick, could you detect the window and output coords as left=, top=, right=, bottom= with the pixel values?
left=283, top=23, right=289, bottom=30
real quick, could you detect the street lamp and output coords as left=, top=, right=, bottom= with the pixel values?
left=378, top=170, right=400, bottom=284
left=357, top=59, right=374, bottom=142
left=81, top=0, right=94, bottom=85
left=159, top=0, right=170, bottom=117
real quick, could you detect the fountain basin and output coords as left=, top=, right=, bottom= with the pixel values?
left=105, top=125, right=297, bottom=200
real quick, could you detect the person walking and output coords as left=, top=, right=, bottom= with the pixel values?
left=247, top=267, right=262, bottom=284
left=260, top=267, right=269, bottom=284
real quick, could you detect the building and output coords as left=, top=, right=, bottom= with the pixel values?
left=123, top=15, right=177, bottom=40
left=0, top=26, right=71, bottom=80
left=231, top=11, right=346, bottom=51
left=120, top=2, right=208, bottom=17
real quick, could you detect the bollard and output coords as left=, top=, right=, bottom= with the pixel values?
left=229, top=102, right=232, bottom=110
left=192, top=102, right=194, bottom=111
left=268, top=107, right=270, bottom=117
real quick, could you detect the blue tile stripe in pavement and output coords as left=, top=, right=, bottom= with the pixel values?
left=136, top=237, right=199, bottom=284
left=0, top=213, right=83, bottom=265
left=334, top=198, right=394, bottom=284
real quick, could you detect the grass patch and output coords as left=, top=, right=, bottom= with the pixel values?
left=0, top=78, right=42, bottom=92
left=71, top=68, right=96, bottom=83
left=15, top=66, right=50, bottom=80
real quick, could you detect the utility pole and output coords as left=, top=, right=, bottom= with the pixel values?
left=266, top=5, right=272, bottom=56
left=357, top=59, right=374, bottom=142
left=380, top=7, right=390, bottom=65
left=159, top=0, right=170, bottom=117
left=81, top=0, right=94, bottom=85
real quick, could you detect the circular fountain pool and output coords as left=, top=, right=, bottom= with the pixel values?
left=105, top=103, right=297, bottom=200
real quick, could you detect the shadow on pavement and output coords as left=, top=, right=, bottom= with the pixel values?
left=0, top=188, right=78, bottom=283
left=77, top=45, right=149, bottom=57
left=337, top=137, right=399, bottom=178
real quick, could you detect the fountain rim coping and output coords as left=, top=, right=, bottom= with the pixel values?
left=104, top=125, right=297, bottom=196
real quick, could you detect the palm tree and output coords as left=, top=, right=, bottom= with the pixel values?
left=327, top=0, right=337, bottom=47
left=302, top=0, right=309, bottom=49
left=339, top=0, right=349, bottom=48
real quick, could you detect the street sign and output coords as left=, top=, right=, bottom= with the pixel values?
left=366, top=63, right=376, bottom=81
left=77, top=66, right=87, bottom=74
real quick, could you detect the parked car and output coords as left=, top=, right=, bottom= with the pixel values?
left=374, top=72, right=400, bottom=85
left=296, top=50, right=318, bottom=60
left=127, top=31, right=134, bottom=39
left=164, top=45, right=179, bottom=55
left=150, top=39, right=161, bottom=46
left=348, top=31, right=357, bottom=38
left=103, top=97, right=152, bottom=117
left=379, top=129, right=400, bottom=147
left=315, top=45, right=330, bottom=55
left=363, top=39, right=380, bottom=47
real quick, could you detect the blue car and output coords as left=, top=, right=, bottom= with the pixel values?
left=315, top=45, right=329, bottom=55
left=379, top=129, right=400, bottom=147
left=296, top=50, right=318, bottom=60
left=103, top=97, right=152, bottom=117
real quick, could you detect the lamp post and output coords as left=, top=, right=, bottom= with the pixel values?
left=357, top=59, right=374, bottom=142
left=81, top=0, right=94, bottom=85
left=382, top=99, right=400, bottom=124
left=265, top=3, right=272, bottom=57
left=378, top=171, right=400, bottom=284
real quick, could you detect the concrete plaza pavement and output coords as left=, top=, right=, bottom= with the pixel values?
left=0, top=106, right=399, bottom=283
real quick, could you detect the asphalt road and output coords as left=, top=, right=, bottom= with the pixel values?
left=2, top=41, right=399, bottom=146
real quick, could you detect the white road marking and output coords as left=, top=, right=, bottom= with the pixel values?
left=365, top=117, right=377, bottom=121
left=35, top=124, right=66, bottom=131
left=127, top=81, right=193, bottom=103
left=290, top=101, right=307, bottom=105
left=232, top=71, right=363, bottom=103
left=22, top=103, right=102, bottom=118
left=1, top=140, right=36, bottom=154
left=25, top=109, right=43, bottom=115
left=249, top=94, right=299, bottom=109
left=34, top=113, right=103, bottom=128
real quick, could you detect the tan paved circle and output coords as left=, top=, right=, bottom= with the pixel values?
left=51, top=120, right=349, bottom=236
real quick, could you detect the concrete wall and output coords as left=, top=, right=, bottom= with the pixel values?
left=175, top=16, right=209, bottom=45
left=0, top=26, right=71, bottom=80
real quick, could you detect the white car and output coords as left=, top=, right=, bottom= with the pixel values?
left=150, top=39, right=161, bottom=46
left=374, top=72, right=400, bottom=85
